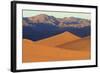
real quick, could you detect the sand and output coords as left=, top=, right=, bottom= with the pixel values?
left=22, top=32, right=90, bottom=63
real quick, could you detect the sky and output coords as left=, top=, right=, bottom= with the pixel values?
left=23, top=10, right=91, bottom=20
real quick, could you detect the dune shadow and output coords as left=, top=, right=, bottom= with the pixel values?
left=56, top=37, right=91, bottom=51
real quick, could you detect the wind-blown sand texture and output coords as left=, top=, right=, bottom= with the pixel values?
left=22, top=32, right=90, bottom=63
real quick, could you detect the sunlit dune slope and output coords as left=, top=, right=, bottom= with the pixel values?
left=22, top=39, right=90, bottom=63
left=35, top=32, right=80, bottom=46
left=57, top=37, right=91, bottom=51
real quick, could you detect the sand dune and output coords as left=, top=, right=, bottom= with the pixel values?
left=57, top=37, right=91, bottom=51
left=35, top=32, right=80, bottom=47
left=22, top=39, right=90, bottom=63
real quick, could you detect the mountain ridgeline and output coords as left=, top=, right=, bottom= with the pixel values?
left=23, top=14, right=91, bottom=41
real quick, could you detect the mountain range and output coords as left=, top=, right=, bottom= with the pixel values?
left=23, top=14, right=90, bottom=28
left=23, top=14, right=91, bottom=41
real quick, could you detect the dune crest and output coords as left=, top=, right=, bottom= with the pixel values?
left=35, top=32, right=80, bottom=46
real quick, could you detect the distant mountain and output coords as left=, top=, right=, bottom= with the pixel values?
left=23, top=14, right=59, bottom=26
left=23, top=14, right=90, bottom=28
left=58, top=17, right=90, bottom=28
left=23, top=14, right=91, bottom=41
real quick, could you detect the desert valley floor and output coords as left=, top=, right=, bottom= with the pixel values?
left=22, top=32, right=91, bottom=63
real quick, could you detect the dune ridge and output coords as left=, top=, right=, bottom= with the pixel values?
left=35, top=32, right=80, bottom=46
